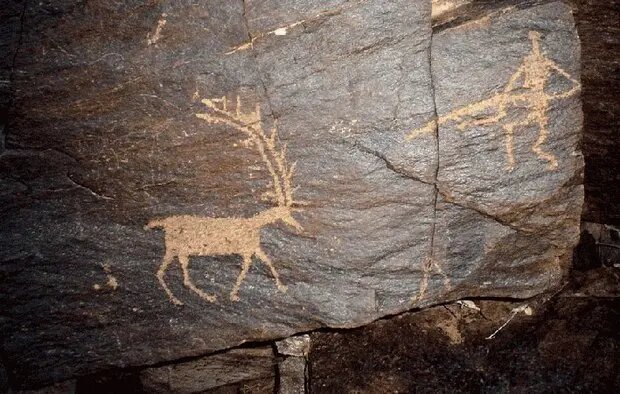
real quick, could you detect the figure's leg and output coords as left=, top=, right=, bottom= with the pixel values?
left=431, top=259, right=452, bottom=291
left=531, top=110, right=558, bottom=170
left=254, top=249, right=287, bottom=293
left=157, top=251, right=183, bottom=305
left=412, top=258, right=432, bottom=304
left=502, top=122, right=517, bottom=171
left=230, top=255, right=252, bottom=302
left=179, top=254, right=217, bottom=303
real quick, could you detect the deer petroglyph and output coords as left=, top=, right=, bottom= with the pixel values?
left=407, top=31, right=581, bottom=171
left=147, top=95, right=304, bottom=305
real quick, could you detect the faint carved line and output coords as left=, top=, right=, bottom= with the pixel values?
left=407, top=31, right=581, bottom=171
left=147, top=95, right=304, bottom=305
left=226, top=0, right=367, bottom=54
left=147, top=13, right=167, bottom=46
left=412, top=257, right=451, bottom=305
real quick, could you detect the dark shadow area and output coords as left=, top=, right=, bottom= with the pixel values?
left=309, top=260, right=619, bottom=392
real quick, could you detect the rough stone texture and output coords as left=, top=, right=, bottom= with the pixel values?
left=0, top=0, right=582, bottom=388
left=0, top=362, right=8, bottom=394
left=310, top=263, right=620, bottom=392
left=578, top=222, right=620, bottom=269
left=13, top=380, right=76, bottom=394
left=276, top=335, right=310, bottom=357
left=278, top=357, right=307, bottom=394
left=275, top=335, right=309, bottom=394
left=140, top=347, right=276, bottom=394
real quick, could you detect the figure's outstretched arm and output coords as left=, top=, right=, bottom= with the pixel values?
left=504, top=63, right=526, bottom=93
left=457, top=63, right=526, bottom=128
left=406, top=63, right=528, bottom=139
left=546, top=59, right=581, bottom=99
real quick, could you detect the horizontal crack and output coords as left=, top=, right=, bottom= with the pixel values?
left=229, top=0, right=355, bottom=54
left=351, top=142, right=531, bottom=235
left=1, top=145, right=79, bottom=164
left=352, top=142, right=435, bottom=186
left=437, top=190, right=533, bottom=235
left=66, top=174, right=114, bottom=200
left=432, top=0, right=557, bottom=33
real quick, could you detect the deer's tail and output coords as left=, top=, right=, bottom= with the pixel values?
left=145, top=218, right=167, bottom=230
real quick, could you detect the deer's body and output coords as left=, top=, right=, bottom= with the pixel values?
left=147, top=97, right=303, bottom=305
left=148, top=207, right=299, bottom=256
left=148, top=207, right=300, bottom=304
left=149, top=213, right=270, bottom=257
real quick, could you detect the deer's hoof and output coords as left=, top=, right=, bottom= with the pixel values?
left=171, top=299, right=184, bottom=306
left=278, top=284, right=288, bottom=293
left=230, top=293, right=240, bottom=302
left=206, top=295, right=217, bottom=303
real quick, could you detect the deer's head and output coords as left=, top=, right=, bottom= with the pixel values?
left=267, top=206, right=304, bottom=232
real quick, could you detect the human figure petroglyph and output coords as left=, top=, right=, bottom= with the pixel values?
left=407, top=31, right=581, bottom=171
left=412, top=257, right=451, bottom=305
left=147, top=96, right=304, bottom=305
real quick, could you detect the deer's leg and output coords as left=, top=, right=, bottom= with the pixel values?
left=531, top=108, right=558, bottom=170
left=230, top=255, right=252, bottom=302
left=178, top=254, right=217, bottom=303
left=254, top=249, right=287, bottom=293
left=157, top=251, right=183, bottom=306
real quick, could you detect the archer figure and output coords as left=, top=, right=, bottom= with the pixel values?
left=407, top=31, right=580, bottom=171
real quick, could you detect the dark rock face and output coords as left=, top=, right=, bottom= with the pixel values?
left=0, top=0, right=582, bottom=388
left=140, top=347, right=276, bottom=393
left=427, top=1, right=583, bottom=300
left=309, top=272, right=620, bottom=393
left=570, top=0, right=620, bottom=225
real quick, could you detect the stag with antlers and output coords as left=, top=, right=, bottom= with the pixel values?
left=147, top=95, right=303, bottom=304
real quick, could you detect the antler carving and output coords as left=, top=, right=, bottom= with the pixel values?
left=196, top=96, right=298, bottom=208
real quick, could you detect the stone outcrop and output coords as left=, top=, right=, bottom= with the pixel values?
left=0, top=0, right=582, bottom=388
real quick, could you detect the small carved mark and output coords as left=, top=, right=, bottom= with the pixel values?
left=93, top=263, right=119, bottom=291
left=147, top=13, right=167, bottom=46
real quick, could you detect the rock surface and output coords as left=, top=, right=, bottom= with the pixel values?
left=140, top=347, right=276, bottom=393
left=0, top=0, right=582, bottom=388
left=569, top=0, right=620, bottom=225
left=278, top=357, right=307, bottom=394
left=310, top=274, right=619, bottom=393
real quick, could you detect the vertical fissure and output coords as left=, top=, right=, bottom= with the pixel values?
left=428, top=19, right=441, bottom=275
left=9, top=0, right=28, bottom=81
left=241, top=0, right=253, bottom=42
left=271, top=343, right=281, bottom=393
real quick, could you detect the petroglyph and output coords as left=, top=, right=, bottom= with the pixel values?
left=412, top=257, right=451, bottom=304
left=227, top=0, right=367, bottom=54
left=147, top=96, right=304, bottom=304
left=147, top=14, right=167, bottom=46
left=93, top=263, right=119, bottom=291
left=407, top=31, right=581, bottom=171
